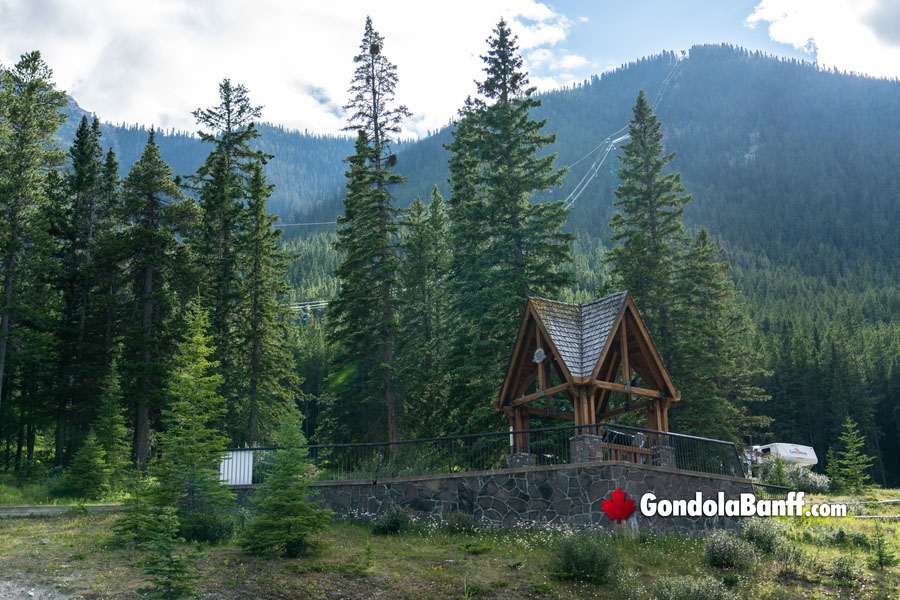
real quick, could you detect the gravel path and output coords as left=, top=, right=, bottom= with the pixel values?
left=0, top=580, right=71, bottom=600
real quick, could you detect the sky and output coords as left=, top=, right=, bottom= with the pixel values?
left=1, top=0, right=899, bottom=139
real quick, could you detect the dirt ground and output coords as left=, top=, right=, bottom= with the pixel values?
left=0, top=579, right=72, bottom=600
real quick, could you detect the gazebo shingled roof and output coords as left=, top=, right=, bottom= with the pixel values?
left=496, top=292, right=680, bottom=444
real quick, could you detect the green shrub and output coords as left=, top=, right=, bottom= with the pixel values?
left=798, top=524, right=869, bottom=548
left=64, top=432, right=110, bottom=500
left=867, top=523, right=898, bottom=570
left=550, top=531, right=618, bottom=583
left=239, top=415, right=332, bottom=558
left=704, top=530, right=758, bottom=570
left=740, top=517, right=782, bottom=554
left=372, top=505, right=411, bottom=535
left=774, top=541, right=813, bottom=578
left=651, top=576, right=738, bottom=600
left=446, top=511, right=478, bottom=534
left=137, top=507, right=199, bottom=600
left=829, top=555, right=858, bottom=582
left=461, top=540, right=491, bottom=555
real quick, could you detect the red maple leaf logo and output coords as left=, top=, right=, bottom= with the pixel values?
left=601, top=487, right=635, bottom=523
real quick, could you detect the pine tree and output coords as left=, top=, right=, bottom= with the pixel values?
left=835, top=416, right=873, bottom=494
left=189, top=79, right=269, bottom=442
left=671, top=228, right=771, bottom=440
left=92, top=360, right=130, bottom=489
left=605, top=90, right=689, bottom=363
left=445, top=19, right=572, bottom=432
left=329, top=17, right=410, bottom=443
left=64, top=430, right=109, bottom=499
left=121, top=129, right=194, bottom=470
left=0, top=51, right=67, bottom=417
left=152, top=301, right=234, bottom=542
left=53, top=115, right=106, bottom=464
left=137, top=507, right=199, bottom=600
left=398, top=187, right=451, bottom=435
left=233, top=159, right=297, bottom=445
left=239, top=413, right=331, bottom=557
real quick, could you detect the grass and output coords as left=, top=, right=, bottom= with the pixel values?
left=0, top=493, right=898, bottom=599
left=0, top=473, right=125, bottom=506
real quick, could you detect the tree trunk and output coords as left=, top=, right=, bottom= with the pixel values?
left=0, top=249, right=17, bottom=415
left=136, top=262, right=154, bottom=470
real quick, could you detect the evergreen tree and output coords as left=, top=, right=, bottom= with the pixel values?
left=323, top=131, right=382, bottom=443
left=239, top=413, right=331, bottom=557
left=671, top=228, right=771, bottom=440
left=92, top=360, right=130, bottom=489
left=605, top=90, right=689, bottom=362
left=189, top=79, right=269, bottom=441
left=121, top=129, right=194, bottom=470
left=398, top=187, right=451, bottom=435
left=137, top=507, right=199, bottom=600
left=835, top=416, right=874, bottom=493
left=152, top=301, right=234, bottom=542
left=64, top=430, right=109, bottom=499
left=329, top=16, right=409, bottom=443
left=233, top=159, right=297, bottom=445
left=445, top=19, right=572, bottom=432
left=53, top=115, right=105, bottom=464
left=0, top=51, right=67, bottom=415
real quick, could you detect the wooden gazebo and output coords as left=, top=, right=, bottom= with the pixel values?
left=496, top=292, right=680, bottom=458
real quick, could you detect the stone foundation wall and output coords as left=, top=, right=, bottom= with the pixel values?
left=304, top=461, right=754, bottom=534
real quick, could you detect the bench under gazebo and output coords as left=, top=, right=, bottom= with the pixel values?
left=496, top=291, right=680, bottom=466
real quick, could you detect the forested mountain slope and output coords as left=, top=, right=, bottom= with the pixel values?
left=59, top=97, right=354, bottom=219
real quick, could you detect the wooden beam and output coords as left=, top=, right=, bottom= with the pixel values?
left=510, top=382, right=571, bottom=407
left=620, top=318, right=630, bottom=387
left=595, top=350, right=619, bottom=417
left=597, top=398, right=650, bottom=421
left=592, top=380, right=666, bottom=399
left=626, top=313, right=663, bottom=390
left=622, top=296, right=679, bottom=400
left=498, top=307, right=535, bottom=407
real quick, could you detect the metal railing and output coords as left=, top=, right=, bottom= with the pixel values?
left=220, top=423, right=746, bottom=485
left=752, top=482, right=791, bottom=501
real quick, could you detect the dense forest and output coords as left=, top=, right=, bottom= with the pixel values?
left=2, top=31, right=898, bottom=493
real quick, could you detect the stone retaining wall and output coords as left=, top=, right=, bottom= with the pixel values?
left=305, top=461, right=754, bottom=534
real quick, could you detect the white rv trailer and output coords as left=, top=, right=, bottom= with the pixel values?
left=750, top=443, right=818, bottom=467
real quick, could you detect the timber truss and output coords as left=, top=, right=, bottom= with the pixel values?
left=496, top=292, right=680, bottom=449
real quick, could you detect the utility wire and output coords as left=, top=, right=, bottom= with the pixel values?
left=561, top=56, right=683, bottom=211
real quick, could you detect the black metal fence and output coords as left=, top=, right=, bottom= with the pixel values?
left=752, top=482, right=791, bottom=501
left=220, top=423, right=746, bottom=485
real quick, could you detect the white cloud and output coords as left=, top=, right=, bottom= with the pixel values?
left=747, top=0, right=900, bottom=79
left=552, top=54, right=588, bottom=70
left=0, top=0, right=578, bottom=139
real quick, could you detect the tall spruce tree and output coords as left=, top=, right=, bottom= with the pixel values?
left=835, top=416, right=874, bottom=493
left=328, top=16, right=409, bottom=443
left=605, top=93, right=766, bottom=441
left=671, top=228, right=770, bottom=440
left=0, top=52, right=67, bottom=416
left=152, top=301, right=234, bottom=542
left=121, top=130, right=194, bottom=469
left=445, top=19, right=572, bottom=432
left=190, top=79, right=269, bottom=442
left=233, top=160, right=297, bottom=445
left=53, top=115, right=106, bottom=464
left=398, top=187, right=451, bottom=435
left=605, top=90, right=689, bottom=363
